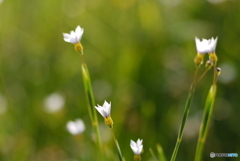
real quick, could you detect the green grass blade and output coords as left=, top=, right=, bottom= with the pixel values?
left=115, top=140, right=124, bottom=161
left=81, top=63, right=102, bottom=150
left=195, top=85, right=217, bottom=161
left=170, top=84, right=195, bottom=161
left=156, top=144, right=167, bottom=161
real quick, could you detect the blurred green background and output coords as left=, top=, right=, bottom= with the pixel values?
left=1, top=0, right=240, bottom=160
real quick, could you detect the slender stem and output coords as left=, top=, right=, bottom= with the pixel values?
left=196, top=67, right=210, bottom=84
left=170, top=66, right=200, bottom=161
left=194, top=85, right=217, bottom=161
left=195, top=65, right=218, bottom=161
left=111, top=129, right=124, bottom=161
left=80, top=54, right=102, bottom=152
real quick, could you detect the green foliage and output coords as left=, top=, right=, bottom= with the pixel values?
left=0, top=0, right=240, bottom=161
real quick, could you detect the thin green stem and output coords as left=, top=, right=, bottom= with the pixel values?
left=170, top=66, right=200, bottom=161
left=195, top=84, right=217, bottom=161
left=156, top=144, right=167, bottom=161
left=111, top=129, right=124, bottom=161
left=80, top=55, right=102, bottom=152
left=196, top=67, right=211, bottom=84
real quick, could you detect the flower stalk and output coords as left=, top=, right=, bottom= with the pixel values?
left=95, top=101, right=124, bottom=160
left=194, top=37, right=218, bottom=161
left=81, top=63, right=102, bottom=150
left=195, top=84, right=217, bottom=161
left=111, top=129, right=124, bottom=161
left=63, top=26, right=102, bottom=152
left=170, top=81, right=196, bottom=161
left=171, top=36, right=218, bottom=161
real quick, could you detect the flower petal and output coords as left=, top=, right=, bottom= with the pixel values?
left=63, top=33, right=72, bottom=43
left=95, top=105, right=105, bottom=117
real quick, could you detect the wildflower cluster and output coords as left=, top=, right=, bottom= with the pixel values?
left=63, top=26, right=143, bottom=161
left=171, top=37, right=221, bottom=161
left=63, top=25, right=221, bottom=161
left=194, top=37, right=218, bottom=66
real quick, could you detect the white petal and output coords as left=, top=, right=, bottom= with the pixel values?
left=95, top=105, right=105, bottom=117
left=209, top=37, right=218, bottom=52
left=103, top=101, right=111, bottom=115
left=75, top=26, right=81, bottom=39
left=63, top=33, right=72, bottom=43
left=137, top=139, right=143, bottom=146
left=102, top=108, right=109, bottom=117
left=130, top=140, right=137, bottom=147
left=63, top=33, right=71, bottom=39
left=75, top=26, right=84, bottom=41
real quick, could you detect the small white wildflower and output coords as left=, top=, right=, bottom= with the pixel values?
left=194, top=37, right=218, bottom=66
left=195, top=37, right=218, bottom=54
left=130, top=139, right=143, bottom=155
left=95, top=101, right=111, bottom=118
left=195, top=37, right=211, bottom=54
left=63, top=26, right=84, bottom=44
left=66, top=119, right=85, bottom=135
left=95, top=101, right=113, bottom=128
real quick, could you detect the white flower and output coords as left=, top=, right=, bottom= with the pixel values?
left=66, top=119, right=85, bottom=135
left=130, top=139, right=143, bottom=155
left=195, top=37, right=218, bottom=54
left=195, top=37, right=210, bottom=54
left=95, top=100, right=111, bottom=118
left=63, top=26, right=84, bottom=44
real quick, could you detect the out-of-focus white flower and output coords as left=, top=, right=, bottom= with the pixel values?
left=43, top=93, right=65, bottom=113
left=130, top=139, right=143, bottom=155
left=66, top=119, right=85, bottom=135
left=95, top=101, right=111, bottom=118
left=63, top=26, right=84, bottom=44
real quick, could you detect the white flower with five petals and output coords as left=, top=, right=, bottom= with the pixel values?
left=130, top=139, right=143, bottom=155
left=63, top=26, right=84, bottom=44
left=95, top=101, right=111, bottom=118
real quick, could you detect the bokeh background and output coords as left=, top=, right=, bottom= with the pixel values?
left=0, top=0, right=240, bottom=160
